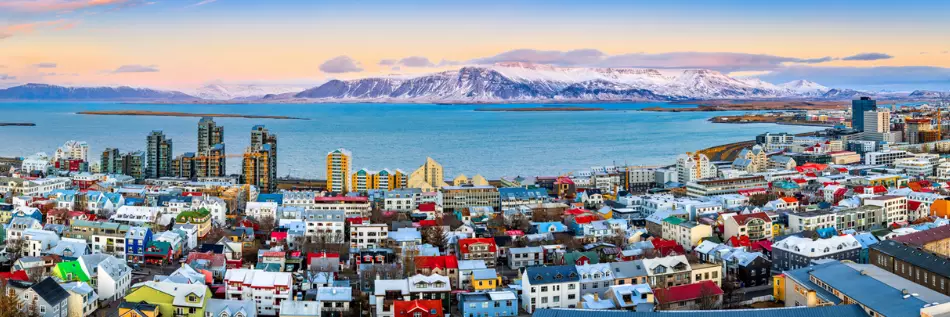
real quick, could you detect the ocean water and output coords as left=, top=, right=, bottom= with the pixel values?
left=0, top=102, right=822, bottom=179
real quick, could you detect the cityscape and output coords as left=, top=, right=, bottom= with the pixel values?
left=2, top=1, right=950, bottom=317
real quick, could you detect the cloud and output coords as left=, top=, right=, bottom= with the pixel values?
left=1, top=19, right=74, bottom=39
left=756, top=66, right=950, bottom=90
left=319, top=56, right=363, bottom=73
left=841, top=52, right=893, bottom=61
left=111, top=64, right=159, bottom=73
left=0, top=74, right=16, bottom=80
left=797, top=56, right=834, bottom=64
left=378, top=59, right=397, bottom=66
left=185, top=0, right=218, bottom=8
left=598, top=52, right=826, bottom=72
left=0, top=0, right=130, bottom=13
left=437, top=60, right=461, bottom=67
left=33, top=63, right=57, bottom=68
left=391, top=66, right=401, bottom=71
left=471, top=49, right=607, bottom=66
left=397, top=56, right=435, bottom=68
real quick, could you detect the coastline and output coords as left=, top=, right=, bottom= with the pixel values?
left=76, top=110, right=307, bottom=120
left=643, top=100, right=847, bottom=112
left=0, top=123, right=35, bottom=127
left=708, top=115, right=835, bottom=127
left=474, top=107, right=607, bottom=112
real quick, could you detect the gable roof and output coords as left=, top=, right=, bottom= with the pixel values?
left=892, top=225, right=950, bottom=247
left=524, top=265, right=579, bottom=285
left=654, top=280, right=722, bottom=304
left=872, top=240, right=950, bottom=278
left=31, top=277, right=70, bottom=304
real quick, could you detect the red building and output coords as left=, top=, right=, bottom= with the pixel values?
left=457, top=238, right=497, bottom=267
left=654, top=280, right=723, bottom=311
left=392, top=300, right=442, bottom=317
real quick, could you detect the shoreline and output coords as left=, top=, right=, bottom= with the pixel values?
left=474, top=107, right=607, bottom=112
left=0, top=123, right=35, bottom=127
left=708, top=115, right=835, bottom=127
left=76, top=110, right=307, bottom=120
left=644, top=100, right=848, bottom=112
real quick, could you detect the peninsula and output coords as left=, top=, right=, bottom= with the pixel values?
left=76, top=110, right=307, bottom=120
left=474, top=107, right=606, bottom=112
left=641, top=100, right=847, bottom=112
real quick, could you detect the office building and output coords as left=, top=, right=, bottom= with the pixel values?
left=101, top=148, right=121, bottom=174
left=326, top=148, right=352, bottom=193
left=242, top=125, right=278, bottom=193
left=851, top=97, right=877, bottom=131
left=676, top=153, right=715, bottom=183
left=197, top=117, right=224, bottom=155
left=145, top=131, right=173, bottom=179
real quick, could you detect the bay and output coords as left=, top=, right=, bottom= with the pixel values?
left=0, top=102, right=822, bottom=179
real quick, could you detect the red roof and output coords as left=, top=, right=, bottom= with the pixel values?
left=736, top=188, right=767, bottom=196
left=0, top=271, right=30, bottom=282
left=182, top=192, right=203, bottom=197
left=506, top=230, right=525, bottom=236
left=780, top=197, right=798, bottom=203
left=417, top=202, right=437, bottom=212
left=908, top=201, right=922, bottom=212
left=306, top=252, right=340, bottom=265
left=346, top=217, right=364, bottom=225
left=728, top=235, right=752, bottom=248
left=270, top=231, right=288, bottom=241
left=573, top=215, right=596, bottom=224
left=564, top=208, right=589, bottom=215
left=654, top=281, right=723, bottom=304
left=458, top=238, right=497, bottom=254
left=414, top=255, right=459, bottom=270
left=555, top=176, right=574, bottom=185
left=314, top=196, right=368, bottom=203
left=418, top=220, right=438, bottom=227
left=751, top=240, right=772, bottom=252
left=893, top=225, right=950, bottom=247
left=393, top=300, right=443, bottom=317
left=730, top=212, right=771, bottom=225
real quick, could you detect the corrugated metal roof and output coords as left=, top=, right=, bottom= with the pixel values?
left=532, top=305, right=869, bottom=317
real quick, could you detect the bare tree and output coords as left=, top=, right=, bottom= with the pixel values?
left=720, top=276, right=745, bottom=308
left=258, top=215, right=276, bottom=233
left=697, top=283, right=722, bottom=310
left=748, top=193, right=777, bottom=207
left=24, top=267, right=47, bottom=283
left=487, top=214, right=506, bottom=231
left=421, top=226, right=447, bottom=250
left=508, top=214, right=532, bottom=232
left=5, top=239, right=26, bottom=258
left=242, top=243, right=260, bottom=267
left=201, top=227, right=228, bottom=245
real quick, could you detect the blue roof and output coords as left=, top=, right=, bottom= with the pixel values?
left=853, top=233, right=879, bottom=248
left=788, top=261, right=928, bottom=317
left=257, top=193, right=283, bottom=204
left=524, top=265, right=579, bottom=285
left=498, top=187, right=549, bottom=201
left=531, top=305, right=871, bottom=317
left=815, top=227, right=837, bottom=238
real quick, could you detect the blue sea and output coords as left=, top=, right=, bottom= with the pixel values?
left=0, top=102, right=822, bottom=179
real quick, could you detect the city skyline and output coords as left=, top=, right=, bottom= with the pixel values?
left=0, top=0, right=949, bottom=91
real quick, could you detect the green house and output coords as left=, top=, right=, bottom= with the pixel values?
left=52, top=260, right=90, bottom=282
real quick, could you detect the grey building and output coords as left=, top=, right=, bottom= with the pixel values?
left=100, top=148, right=121, bottom=174
left=197, top=117, right=224, bottom=155
left=146, top=131, right=173, bottom=179
left=851, top=97, right=877, bottom=131
left=771, top=235, right=861, bottom=272
left=23, top=277, right=70, bottom=317
left=508, top=247, right=544, bottom=270
left=609, top=260, right=648, bottom=285
left=121, top=151, right=146, bottom=181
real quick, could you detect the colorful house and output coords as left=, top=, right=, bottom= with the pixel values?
left=144, top=241, right=172, bottom=265
left=126, top=226, right=153, bottom=264
left=458, top=291, right=518, bottom=317
left=52, top=260, right=89, bottom=282
left=392, top=299, right=443, bottom=317
left=470, top=268, right=501, bottom=291
left=175, top=208, right=212, bottom=238
left=124, top=281, right=211, bottom=317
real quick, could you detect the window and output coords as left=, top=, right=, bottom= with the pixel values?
left=568, top=294, right=575, bottom=300
left=553, top=296, right=559, bottom=302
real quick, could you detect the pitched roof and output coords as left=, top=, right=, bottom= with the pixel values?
left=31, top=277, right=70, bottom=304
left=392, top=299, right=442, bottom=317
left=458, top=238, right=496, bottom=253
left=414, top=255, right=458, bottom=270
left=872, top=240, right=950, bottom=278
left=654, top=280, right=722, bottom=304
left=729, top=212, right=771, bottom=225
left=524, top=265, right=579, bottom=285
left=892, top=225, right=950, bottom=247
left=531, top=305, right=878, bottom=317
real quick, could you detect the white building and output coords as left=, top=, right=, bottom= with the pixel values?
left=110, top=206, right=159, bottom=226
left=192, top=195, right=228, bottom=225
left=22, top=229, right=60, bottom=257
left=894, top=157, right=936, bottom=177
left=246, top=201, right=279, bottom=221
left=864, top=150, right=911, bottom=166
left=21, top=152, right=51, bottom=173
left=55, top=141, right=89, bottom=162
left=373, top=279, right=410, bottom=317
left=787, top=210, right=836, bottom=233
left=302, top=210, right=346, bottom=242
left=0, top=177, right=70, bottom=197
left=223, top=269, right=293, bottom=316
left=863, top=195, right=911, bottom=224
left=520, top=265, right=580, bottom=313
left=384, top=190, right=420, bottom=212
left=78, top=254, right=132, bottom=302
left=349, top=223, right=388, bottom=250
left=60, top=282, right=98, bottom=317
left=676, top=153, right=715, bottom=183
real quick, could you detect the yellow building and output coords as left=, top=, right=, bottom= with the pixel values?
left=242, top=150, right=274, bottom=193
left=471, top=270, right=502, bottom=291
left=453, top=174, right=470, bottom=186
left=118, top=302, right=161, bottom=317
left=408, top=157, right=448, bottom=191
left=351, top=168, right=377, bottom=192
left=471, top=174, right=489, bottom=186
left=773, top=274, right=786, bottom=302
left=392, top=169, right=408, bottom=189
left=326, top=148, right=352, bottom=193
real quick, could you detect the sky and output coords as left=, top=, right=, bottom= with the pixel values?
left=1, top=0, right=949, bottom=91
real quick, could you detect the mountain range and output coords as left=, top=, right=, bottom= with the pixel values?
left=0, top=63, right=945, bottom=102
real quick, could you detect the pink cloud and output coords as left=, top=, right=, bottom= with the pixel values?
left=0, top=0, right=129, bottom=13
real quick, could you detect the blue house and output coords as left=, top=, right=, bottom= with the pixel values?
left=534, top=222, right=567, bottom=233
left=257, top=193, right=284, bottom=205
left=125, top=226, right=153, bottom=264
left=458, top=290, right=519, bottom=317
left=852, top=232, right=879, bottom=264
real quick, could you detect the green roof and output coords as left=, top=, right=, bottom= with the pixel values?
left=146, top=241, right=172, bottom=255
left=564, top=251, right=599, bottom=265
left=662, top=216, right=684, bottom=225
left=54, top=261, right=89, bottom=282
left=176, top=208, right=210, bottom=222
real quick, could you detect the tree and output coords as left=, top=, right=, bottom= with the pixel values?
left=5, top=239, right=26, bottom=258
left=748, top=193, right=777, bottom=207
left=201, top=227, right=228, bottom=245
left=73, top=193, right=87, bottom=212
left=720, top=276, right=745, bottom=308
left=487, top=215, right=506, bottom=231
left=421, top=226, right=447, bottom=250
left=508, top=214, right=532, bottom=232
left=242, top=243, right=260, bottom=267
left=0, top=280, right=40, bottom=317
left=258, top=215, right=276, bottom=234
left=697, top=283, right=722, bottom=310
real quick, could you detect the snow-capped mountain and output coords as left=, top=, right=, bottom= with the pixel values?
left=190, top=83, right=306, bottom=100
left=293, top=63, right=833, bottom=102
left=0, top=83, right=195, bottom=100
left=780, top=80, right=830, bottom=96
left=909, top=90, right=950, bottom=99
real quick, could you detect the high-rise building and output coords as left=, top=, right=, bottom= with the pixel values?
left=122, top=151, right=146, bottom=181
left=676, top=153, right=715, bottom=183
left=242, top=125, right=277, bottom=193
left=392, top=169, right=408, bottom=189
left=146, top=131, right=173, bottom=179
left=172, top=152, right=197, bottom=179
left=863, top=110, right=891, bottom=134
left=101, top=148, right=121, bottom=174
left=326, top=148, right=352, bottom=193
left=55, top=140, right=89, bottom=162
left=851, top=97, right=877, bottom=131
left=197, top=117, right=224, bottom=155
left=351, top=168, right=375, bottom=192
left=905, top=118, right=933, bottom=145
left=196, top=117, right=227, bottom=177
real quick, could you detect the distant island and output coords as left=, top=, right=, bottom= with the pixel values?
left=76, top=110, right=307, bottom=120
left=0, top=123, right=35, bottom=127
left=474, top=107, right=606, bottom=112
left=641, top=100, right=847, bottom=112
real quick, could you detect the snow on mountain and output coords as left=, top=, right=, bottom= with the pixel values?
left=191, top=83, right=306, bottom=100
left=294, top=62, right=825, bottom=102
left=780, top=80, right=830, bottom=96
left=909, top=90, right=950, bottom=99
left=0, top=83, right=195, bottom=100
